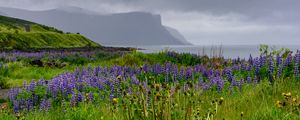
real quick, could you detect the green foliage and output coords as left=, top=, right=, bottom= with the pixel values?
left=0, top=15, right=100, bottom=50
left=113, top=51, right=209, bottom=66
left=0, top=32, right=99, bottom=50
left=1, top=78, right=300, bottom=120
left=0, top=76, right=9, bottom=89
left=0, top=15, right=62, bottom=33
left=1, top=48, right=300, bottom=119
left=260, top=44, right=291, bottom=57
left=0, top=63, right=10, bottom=88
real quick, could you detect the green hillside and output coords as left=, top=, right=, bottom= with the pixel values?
left=0, top=15, right=100, bottom=49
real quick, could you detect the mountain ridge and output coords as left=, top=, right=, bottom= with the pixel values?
left=0, top=7, right=191, bottom=46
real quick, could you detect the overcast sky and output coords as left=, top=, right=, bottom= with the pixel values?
left=0, top=0, right=299, bottom=45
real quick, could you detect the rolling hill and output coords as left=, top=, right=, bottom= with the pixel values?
left=0, top=15, right=100, bottom=50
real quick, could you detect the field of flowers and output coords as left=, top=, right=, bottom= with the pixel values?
left=1, top=47, right=300, bottom=119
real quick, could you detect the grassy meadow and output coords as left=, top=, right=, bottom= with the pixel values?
left=0, top=46, right=300, bottom=120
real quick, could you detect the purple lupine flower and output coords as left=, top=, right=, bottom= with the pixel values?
left=254, top=58, right=261, bottom=80
left=215, top=70, right=221, bottom=77
left=109, top=80, right=115, bottom=97
left=179, top=67, right=185, bottom=80
left=277, top=64, right=283, bottom=78
left=246, top=76, right=252, bottom=83
left=199, top=76, right=203, bottom=83
left=276, top=55, right=282, bottom=66
left=8, top=88, right=20, bottom=102
left=165, top=62, right=172, bottom=82
left=131, top=76, right=140, bottom=85
left=246, top=64, right=252, bottom=71
left=25, top=99, right=34, bottom=111
left=200, top=83, right=211, bottom=90
left=88, top=92, right=94, bottom=102
left=268, top=56, right=274, bottom=76
left=165, top=62, right=172, bottom=74
left=128, top=88, right=132, bottom=95
left=284, top=52, right=293, bottom=67
left=40, top=99, right=51, bottom=112
left=259, top=55, right=266, bottom=66
left=27, top=81, right=36, bottom=92
left=142, top=64, right=149, bottom=73
left=241, top=63, right=246, bottom=71
left=13, top=100, right=20, bottom=113
left=172, top=65, right=178, bottom=82
left=216, top=77, right=224, bottom=92
left=224, top=67, right=233, bottom=82
left=294, top=51, right=300, bottom=77
left=154, top=64, right=162, bottom=74
left=185, top=67, right=193, bottom=79
left=70, top=93, right=77, bottom=107
left=231, top=77, right=238, bottom=86
left=37, top=80, right=46, bottom=86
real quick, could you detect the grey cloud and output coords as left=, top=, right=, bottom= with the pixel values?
left=0, top=0, right=299, bottom=45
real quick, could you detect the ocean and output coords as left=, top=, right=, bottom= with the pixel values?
left=133, top=45, right=300, bottom=59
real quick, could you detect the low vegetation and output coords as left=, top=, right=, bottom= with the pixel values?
left=0, top=15, right=100, bottom=49
left=0, top=45, right=299, bottom=119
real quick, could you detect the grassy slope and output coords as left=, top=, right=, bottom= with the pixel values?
left=0, top=15, right=100, bottom=49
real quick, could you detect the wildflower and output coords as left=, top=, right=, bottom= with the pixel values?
left=254, top=58, right=261, bottom=80
left=1, top=103, right=8, bottom=110
left=88, top=92, right=94, bottom=102
left=185, top=67, right=193, bottom=79
left=220, top=97, right=224, bottom=101
left=112, top=98, right=118, bottom=104
left=70, top=93, right=77, bottom=107
left=268, top=56, right=274, bottom=76
left=142, top=64, right=148, bottom=73
left=240, top=112, right=244, bottom=117
left=294, top=52, right=300, bottom=77
left=286, top=92, right=291, bottom=97
left=277, top=65, right=283, bottom=78
left=40, top=99, right=51, bottom=112
left=284, top=52, right=292, bottom=67
left=77, top=93, right=84, bottom=102
left=292, top=98, right=297, bottom=102
left=276, top=100, right=282, bottom=107
left=117, top=75, right=121, bottom=80
left=219, top=97, right=224, bottom=105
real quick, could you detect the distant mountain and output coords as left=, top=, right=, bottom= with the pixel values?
left=165, top=26, right=191, bottom=45
left=0, top=15, right=100, bottom=49
left=0, top=7, right=191, bottom=46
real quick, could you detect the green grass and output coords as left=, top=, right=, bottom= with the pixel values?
left=1, top=51, right=300, bottom=119
left=4, top=78, right=299, bottom=120
left=112, top=51, right=209, bottom=66
left=2, top=51, right=204, bottom=87
left=0, top=32, right=99, bottom=49
left=3, top=60, right=113, bottom=87
left=0, top=15, right=100, bottom=49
